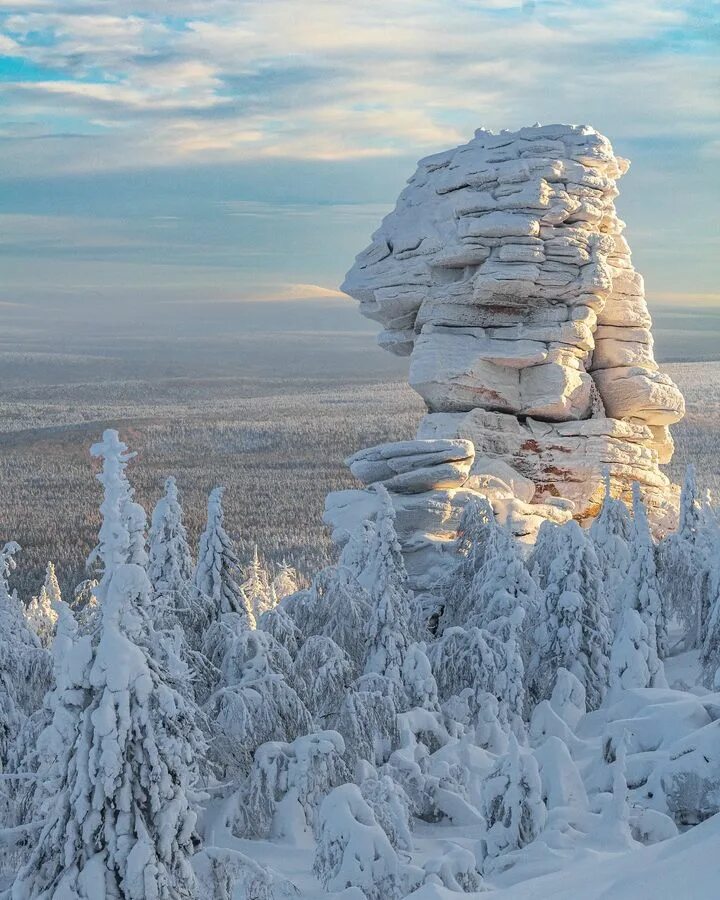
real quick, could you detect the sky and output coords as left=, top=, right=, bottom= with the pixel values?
left=0, top=0, right=718, bottom=337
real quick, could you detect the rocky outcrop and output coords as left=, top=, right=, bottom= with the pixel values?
left=325, top=124, right=684, bottom=581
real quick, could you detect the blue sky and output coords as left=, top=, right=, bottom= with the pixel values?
left=0, top=0, right=718, bottom=320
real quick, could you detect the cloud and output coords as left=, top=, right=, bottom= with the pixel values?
left=0, top=0, right=717, bottom=309
left=0, top=0, right=716, bottom=175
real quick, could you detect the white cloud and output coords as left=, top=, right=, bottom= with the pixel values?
left=0, top=0, right=717, bottom=174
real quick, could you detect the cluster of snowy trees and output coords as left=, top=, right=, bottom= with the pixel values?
left=1, top=430, right=719, bottom=897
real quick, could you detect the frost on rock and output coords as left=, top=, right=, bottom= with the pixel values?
left=328, top=124, right=684, bottom=585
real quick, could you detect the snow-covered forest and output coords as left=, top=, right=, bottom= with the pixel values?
left=1, top=428, right=719, bottom=898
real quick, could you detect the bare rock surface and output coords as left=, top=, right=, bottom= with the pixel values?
left=326, top=124, right=684, bottom=581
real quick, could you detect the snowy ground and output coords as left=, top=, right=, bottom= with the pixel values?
left=196, top=635, right=717, bottom=899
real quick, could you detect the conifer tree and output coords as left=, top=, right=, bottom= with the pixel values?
left=87, top=429, right=147, bottom=598
left=148, top=476, right=195, bottom=612
left=589, top=473, right=632, bottom=621
left=203, top=622, right=312, bottom=775
left=257, top=603, right=302, bottom=658
left=401, top=642, right=439, bottom=711
left=12, top=564, right=205, bottom=900
left=24, top=584, right=58, bottom=649
left=363, top=487, right=415, bottom=687
left=528, top=521, right=612, bottom=710
left=658, top=465, right=710, bottom=647
left=272, top=560, right=299, bottom=601
left=481, top=733, right=546, bottom=863
left=465, top=534, right=541, bottom=662
left=194, top=487, right=253, bottom=630
left=241, top=545, right=276, bottom=622
left=294, top=635, right=354, bottom=724
left=340, top=519, right=378, bottom=587
left=429, top=619, right=523, bottom=727
left=0, top=543, right=50, bottom=766
left=439, top=498, right=503, bottom=628
left=700, top=543, right=720, bottom=688
left=628, top=484, right=664, bottom=658
left=319, top=565, right=372, bottom=669
left=43, top=561, right=62, bottom=606
left=314, top=784, right=409, bottom=900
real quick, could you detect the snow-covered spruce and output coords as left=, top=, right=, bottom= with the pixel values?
left=480, top=733, right=547, bottom=865
left=0, top=542, right=51, bottom=767
left=241, top=545, right=277, bottom=624
left=203, top=620, right=312, bottom=775
left=313, top=783, right=418, bottom=899
left=25, top=561, right=62, bottom=649
left=528, top=520, right=612, bottom=710
left=235, top=730, right=349, bottom=840
left=257, top=603, right=302, bottom=659
left=87, top=429, right=147, bottom=597
left=609, top=486, right=667, bottom=691
left=589, top=473, right=632, bottom=624
left=193, top=486, right=253, bottom=632
left=272, top=559, right=299, bottom=603
left=12, top=564, right=205, bottom=900
left=428, top=618, right=524, bottom=727
left=699, top=536, right=720, bottom=687
left=363, top=486, right=416, bottom=685
left=657, top=465, right=710, bottom=649
left=334, top=684, right=400, bottom=769
left=469, top=533, right=540, bottom=633
left=438, top=497, right=504, bottom=629
left=148, top=476, right=195, bottom=618
left=294, top=635, right=354, bottom=725
left=318, top=565, right=372, bottom=669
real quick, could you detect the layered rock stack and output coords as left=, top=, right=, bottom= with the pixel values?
left=325, top=124, right=684, bottom=586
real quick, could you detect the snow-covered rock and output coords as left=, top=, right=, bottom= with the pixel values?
left=331, top=124, right=683, bottom=573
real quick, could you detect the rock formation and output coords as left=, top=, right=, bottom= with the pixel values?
left=325, top=124, right=684, bottom=587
